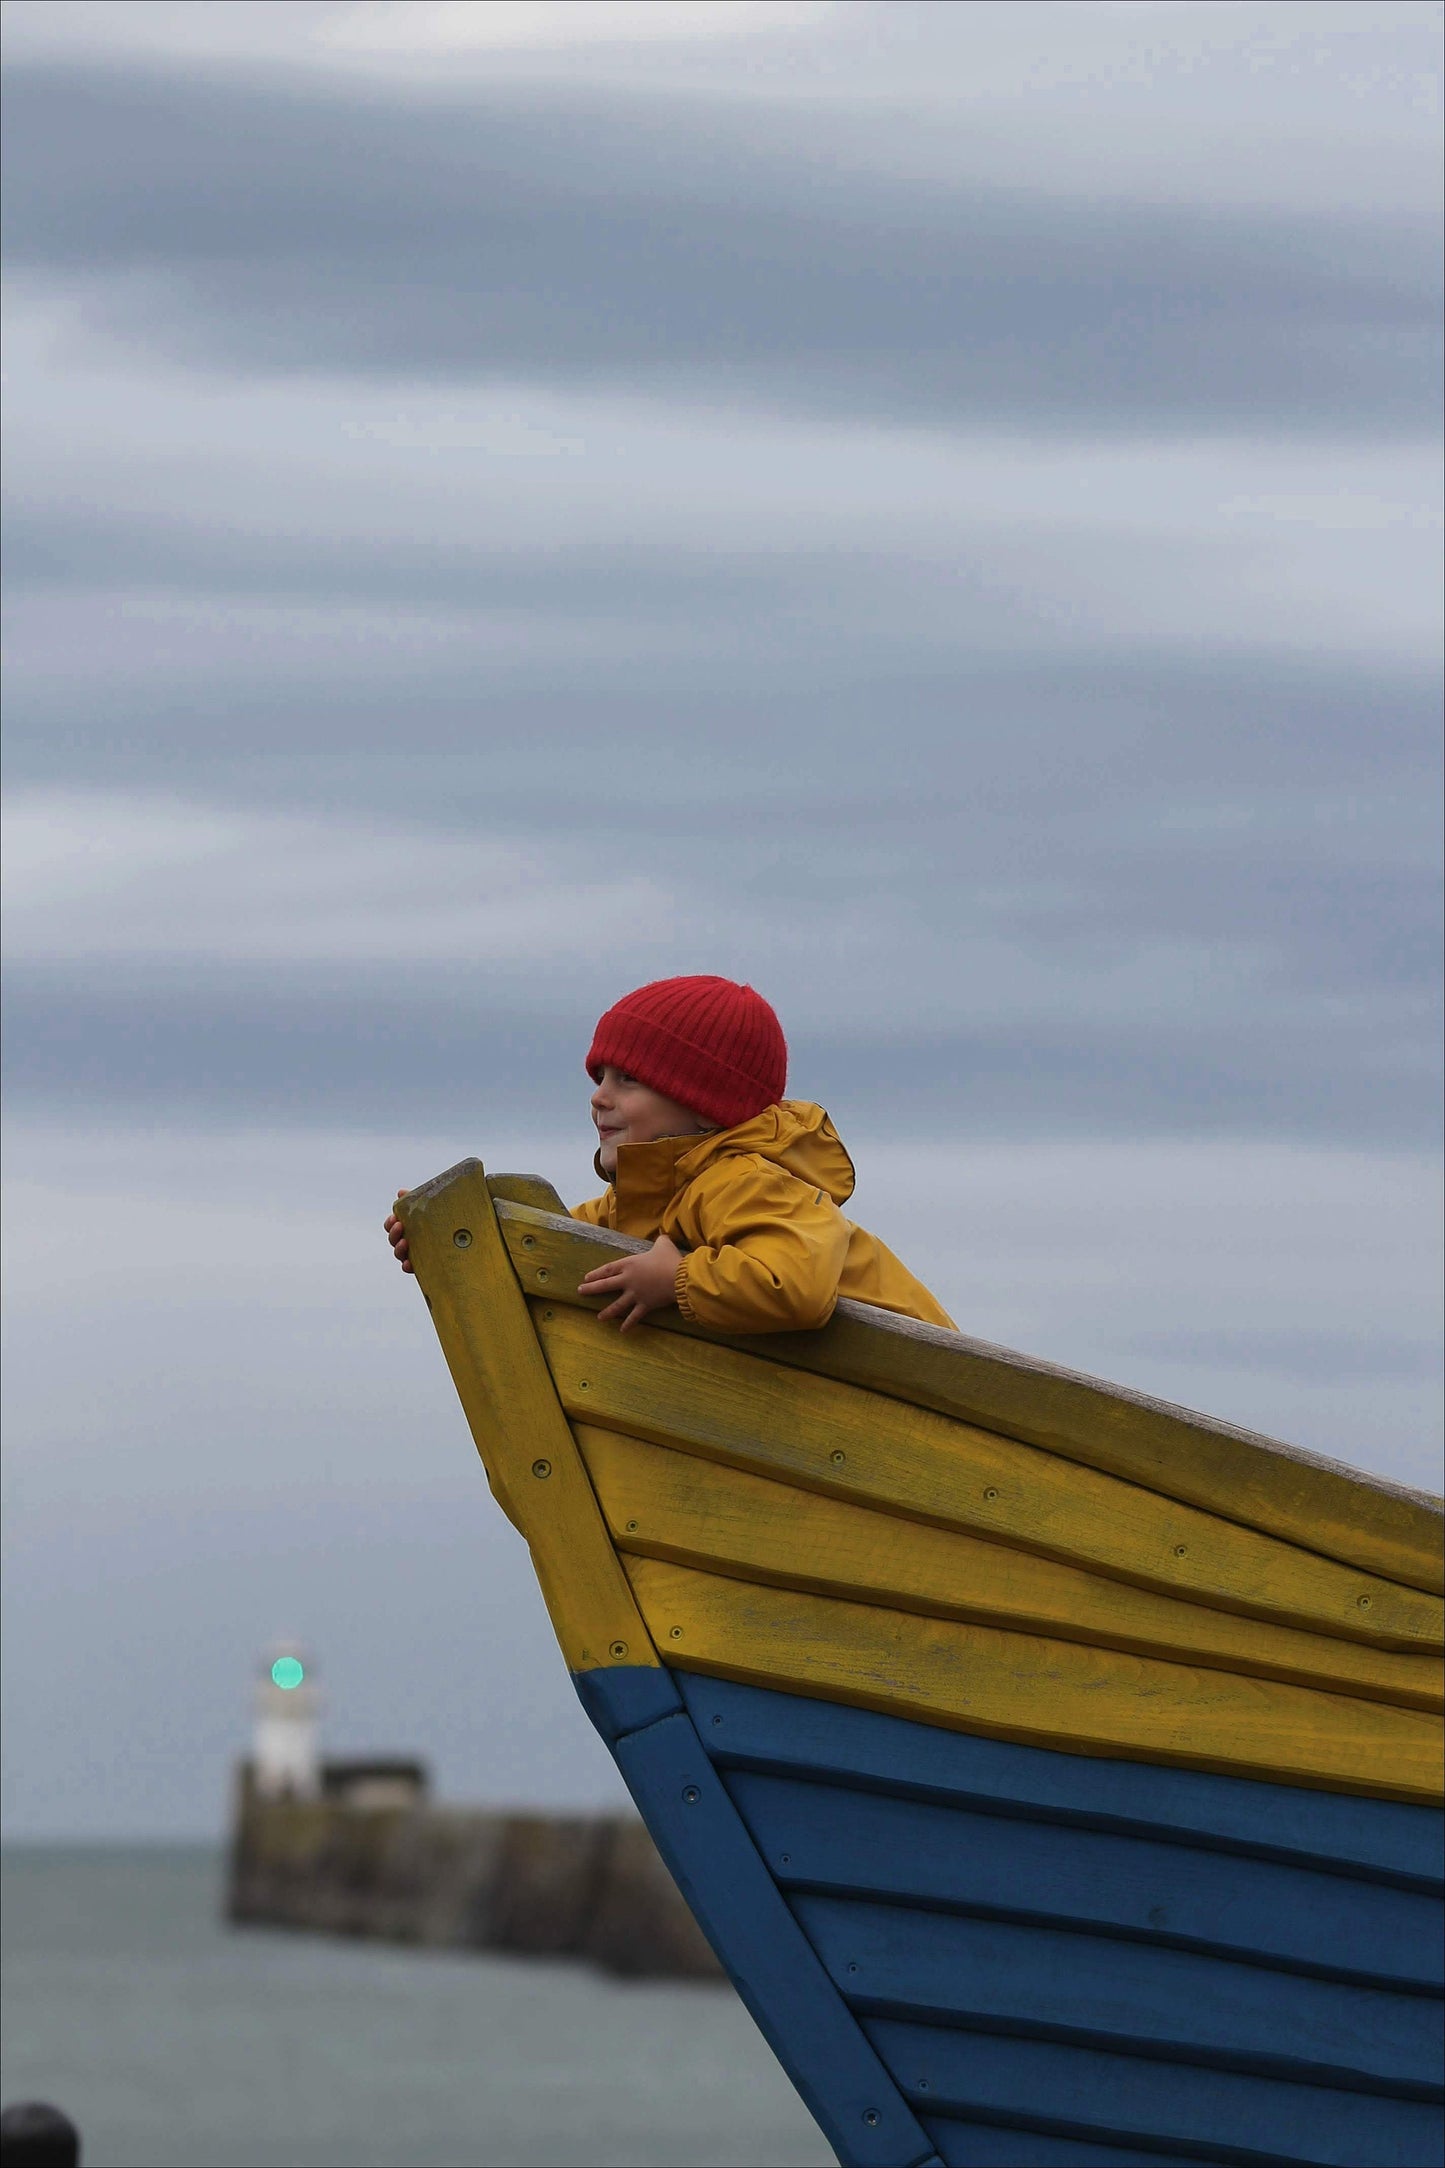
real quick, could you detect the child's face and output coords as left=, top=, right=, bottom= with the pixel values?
left=590, top=1066, right=712, bottom=1175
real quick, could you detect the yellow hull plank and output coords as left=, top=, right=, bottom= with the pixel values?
left=624, top=1556, right=1445, bottom=1805
left=535, top=1303, right=1442, bottom=1655
left=395, top=1162, right=660, bottom=1677
left=501, top=1203, right=1444, bottom=1596
left=579, top=1426, right=1444, bottom=1714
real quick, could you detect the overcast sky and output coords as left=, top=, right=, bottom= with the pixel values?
left=3, top=0, right=1441, bottom=1840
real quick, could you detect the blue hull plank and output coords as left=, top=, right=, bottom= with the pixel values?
left=922, top=2120, right=1205, bottom=2166
left=567, top=1671, right=1444, bottom=2165
left=679, top=1675, right=1444, bottom=1890
left=796, top=1894, right=1442, bottom=2096
left=867, top=2022, right=1443, bottom=2168
left=729, top=1769, right=1443, bottom=1989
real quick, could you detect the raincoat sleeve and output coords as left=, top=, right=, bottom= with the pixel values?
left=571, top=1194, right=611, bottom=1226
left=675, top=1160, right=851, bottom=1333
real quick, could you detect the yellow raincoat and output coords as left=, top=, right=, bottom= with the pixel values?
left=573, top=1100, right=955, bottom=1335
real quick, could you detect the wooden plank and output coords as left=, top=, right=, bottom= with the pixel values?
left=681, top=1675, right=1445, bottom=1890
left=396, top=1159, right=657, bottom=1677
left=487, top=1172, right=569, bottom=1214
left=498, top=1202, right=1443, bottom=1594
left=920, top=2125, right=1197, bottom=2168
left=729, top=1771, right=1444, bottom=1990
left=608, top=1707, right=935, bottom=2168
left=924, top=2125, right=1198, bottom=2168
left=866, top=2023, right=1442, bottom=2168
left=626, top=1558, right=1444, bottom=1803
left=534, top=1303, right=1442, bottom=1653
left=800, top=1895, right=1441, bottom=2095
left=581, top=1426, right=1442, bottom=1711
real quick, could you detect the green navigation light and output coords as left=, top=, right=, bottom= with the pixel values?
left=271, top=1657, right=305, bottom=1691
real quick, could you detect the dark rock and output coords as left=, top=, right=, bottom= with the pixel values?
left=0, top=2101, right=81, bottom=2167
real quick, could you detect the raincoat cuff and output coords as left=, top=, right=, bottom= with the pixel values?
left=675, top=1261, right=697, bottom=1321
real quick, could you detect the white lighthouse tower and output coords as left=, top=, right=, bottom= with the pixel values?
left=251, top=1641, right=321, bottom=1799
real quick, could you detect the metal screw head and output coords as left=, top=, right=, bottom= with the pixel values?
left=711, top=1714, right=722, bottom=1726
left=916, top=2080, right=929, bottom=2091
left=625, top=1519, right=639, bottom=1532
left=608, top=1640, right=628, bottom=1660
left=535, top=1267, right=550, bottom=1282
left=984, top=1486, right=998, bottom=1500
left=1358, top=1594, right=1372, bottom=1608
left=578, top=1380, right=590, bottom=1390
left=531, top=1458, right=552, bottom=1480
left=542, top=1308, right=555, bottom=1320
left=780, top=1853, right=790, bottom=1865
left=1174, top=1544, right=1188, bottom=1557
left=453, top=1229, right=472, bottom=1248
left=863, top=2110, right=880, bottom=2127
left=521, top=1235, right=536, bottom=1249
left=830, top=1450, right=846, bottom=1465
left=847, top=1961, right=859, bottom=1973
left=669, top=1626, right=683, bottom=1639
left=682, top=1784, right=701, bottom=1804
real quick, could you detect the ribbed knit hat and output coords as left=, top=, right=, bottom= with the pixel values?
left=587, top=976, right=788, bottom=1131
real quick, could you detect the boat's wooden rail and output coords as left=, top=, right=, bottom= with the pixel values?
left=483, top=1172, right=1444, bottom=1598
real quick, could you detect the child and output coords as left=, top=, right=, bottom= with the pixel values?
left=387, top=975, right=953, bottom=1338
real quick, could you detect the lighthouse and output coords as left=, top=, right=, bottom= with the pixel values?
left=251, top=1641, right=320, bottom=1799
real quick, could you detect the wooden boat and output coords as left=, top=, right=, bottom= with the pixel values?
left=401, top=1158, right=1444, bottom=2168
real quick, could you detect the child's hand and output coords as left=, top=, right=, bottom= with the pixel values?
left=578, top=1233, right=682, bottom=1332
left=384, top=1191, right=413, bottom=1273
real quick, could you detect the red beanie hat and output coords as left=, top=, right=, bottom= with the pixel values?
left=587, top=976, right=788, bottom=1131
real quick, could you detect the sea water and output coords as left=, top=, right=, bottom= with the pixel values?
left=1, top=1849, right=830, bottom=2167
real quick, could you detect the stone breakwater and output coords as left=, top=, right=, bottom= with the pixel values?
left=225, top=1765, right=723, bottom=1979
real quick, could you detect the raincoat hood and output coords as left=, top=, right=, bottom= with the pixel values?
left=673, top=1100, right=856, bottom=1204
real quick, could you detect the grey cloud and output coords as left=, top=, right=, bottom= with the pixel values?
left=4, top=970, right=1438, bottom=1148
left=3, top=60, right=1439, bottom=434
left=5, top=526, right=1436, bottom=797
left=2, top=503, right=811, bottom=617
left=4, top=621, right=1436, bottom=1117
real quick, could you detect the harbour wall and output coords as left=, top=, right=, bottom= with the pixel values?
left=226, top=1763, right=722, bottom=1980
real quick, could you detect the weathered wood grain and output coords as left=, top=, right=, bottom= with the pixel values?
left=487, top=1172, right=570, bottom=1215
left=622, top=1556, right=1445, bottom=1802
left=398, top=1159, right=657, bottom=1676
left=497, top=1201, right=1444, bottom=1595
left=534, top=1303, right=1441, bottom=1652
left=579, top=1426, right=1442, bottom=1710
